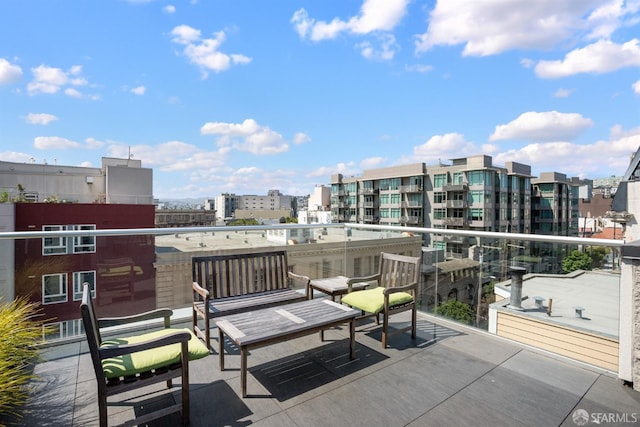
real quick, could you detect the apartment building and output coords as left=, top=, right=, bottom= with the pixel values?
left=330, top=155, right=579, bottom=265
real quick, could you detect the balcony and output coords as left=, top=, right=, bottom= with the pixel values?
left=446, top=200, right=467, bottom=208
left=399, top=184, right=422, bottom=193
left=443, top=217, right=468, bottom=226
left=443, top=183, right=468, bottom=192
left=1, top=223, right=638, bottom=425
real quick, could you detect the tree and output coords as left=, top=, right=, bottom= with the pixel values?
left=562, top=250, right=592, bottom=273
left=435, top=300, right=474, bottom=325
left=588, top=246, right=609, bottom=269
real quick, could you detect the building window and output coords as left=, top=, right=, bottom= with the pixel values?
left=73, top=225, right=96, bottom=253
left=73, top=270, right=96, bottom=301
left=43, top=273, right=67, bottom=304
left=43, top=319, right=84, bottom=341
left=43, top=224, right=96, bottom=255
left=43, top=225, right=67, bottom=255
left=434, top=174, right=447, bottom=188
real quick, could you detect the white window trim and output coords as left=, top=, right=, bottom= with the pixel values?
left=73, top=270, right=96, bottom=301
left=42, top=273, right=68, bottom=305
left=42, top=225, right=67, bottom=256
left=72, top=225, right=96, bottom=254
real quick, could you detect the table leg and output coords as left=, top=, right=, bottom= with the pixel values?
left=241, top=347, right=247, bottom=398
left=349, top=318, right=355, bottom=359
left=218, top=328, right=225, bottom=371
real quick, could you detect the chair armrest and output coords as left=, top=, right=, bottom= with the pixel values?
left=347, top=274, right=380, bottom=293
left=192, top=281, right=209, bottom=300
left=98, top=308, right=174, bottom=328
left=383, top=282, right=418, bottom=295
left=99, top=330, right=191, bottom=360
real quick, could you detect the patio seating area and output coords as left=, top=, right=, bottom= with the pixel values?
left=19, top=309, right=640, bottom=427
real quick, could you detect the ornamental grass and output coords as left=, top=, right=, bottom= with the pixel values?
left=0, top=298, right=47, bottom=423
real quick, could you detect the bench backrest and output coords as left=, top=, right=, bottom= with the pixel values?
left=192, top=251, right=290, bottom=299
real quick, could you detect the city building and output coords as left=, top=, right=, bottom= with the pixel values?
left=214, top=190, right=294, bottom=221
left=0, top=157, right=156, bottom=337
left=298, top=185, right=332, bottom=224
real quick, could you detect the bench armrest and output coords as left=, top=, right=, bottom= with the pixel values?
left=99, top=330, right=191, bottom=359
left=98, top=308, right=174, bottom=328
left=192, top=281, right=210, bottom=300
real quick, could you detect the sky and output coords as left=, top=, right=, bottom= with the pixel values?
left=1, top=0, right=639, bottom=200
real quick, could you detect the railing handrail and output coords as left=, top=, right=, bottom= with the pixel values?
left=0, top=222, right=624, bottom=248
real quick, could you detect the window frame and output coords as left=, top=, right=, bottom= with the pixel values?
left=42, top=273, right=68, bottom=305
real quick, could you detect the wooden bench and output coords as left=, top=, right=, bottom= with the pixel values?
left=192, top=250, right=310, bottom=350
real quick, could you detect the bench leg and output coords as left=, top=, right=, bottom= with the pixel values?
left=218, top=328, right=225, bottom=371
left=241, top=347, right=248, bottom=398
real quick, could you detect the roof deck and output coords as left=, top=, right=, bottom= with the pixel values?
left=20, top=310, right=640, bottom=427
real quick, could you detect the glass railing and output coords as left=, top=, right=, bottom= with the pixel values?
left=0, top=222, right=624, bottom=369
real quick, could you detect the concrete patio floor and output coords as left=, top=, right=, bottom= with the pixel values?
left=17, top=311, right=640, bottom=427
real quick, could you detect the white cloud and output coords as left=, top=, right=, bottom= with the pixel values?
left=293, top=132, right=311, bottom=145
left=170, top=25, right=251, bottom=77
left=406, top=64, right=434, bottom=73
left=25, top=113, right=58, bottom=125
left=633, top=80, right=640, bottom=95
left=200, top=119, right=289, bottom=155
left=357, top=33, right=399, bottom=60
left=415, top=1, right=604, bottom=56
left=411, top=133, right=477, bottom=163
left=34, top=136, right=81, bottom=150
left=291, top=0, right=408, bottom=41
left=553, top=88, right=574, bottom=98
left=490, top=111, right=594, bottom=142
left=131, top=85, right=146, bottom=95
left=586, top=0, right=640, bottom=40
left=535, top=39, right=640, bottom=78
left=163, top=5, right=176, bottom=14
left=0, top=151, right=33, bottom=163
left=0, top=58, right=22, bottom=85
left=493, top=127, right=640, bottom=176
left=360, top=156, right=386, bottom=169
left=307, top=161, right=357, bottom=178
left=27, top=64, right=92, bottom=97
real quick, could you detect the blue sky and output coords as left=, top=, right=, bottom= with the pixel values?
left=1, top=0, right=639, bottom=199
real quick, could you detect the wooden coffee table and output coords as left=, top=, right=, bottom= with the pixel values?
left=214, top=298, right=360, bottom=397
left=308, top=275, right=371, bottom=301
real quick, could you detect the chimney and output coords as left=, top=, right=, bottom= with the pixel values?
left=507, top=267, right=527, bottom=311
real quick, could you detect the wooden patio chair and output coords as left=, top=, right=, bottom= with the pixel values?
left=342, top=252, right=422, bottom=348
left=80, top=283, right=209, bottom=427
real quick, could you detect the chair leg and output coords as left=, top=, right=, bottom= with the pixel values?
left=181, top=341, right=190, bottom=426
left=98, top=392, right=108, bottom=427
left=411, top=305, right=417, bottom=339
left=382, top=311, right=389, bottom=349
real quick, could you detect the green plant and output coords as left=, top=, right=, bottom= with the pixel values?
left=435, top=299, right=474, bottom=325
left=0, top=298, right=47, bottom=421
left=562, top=250, right=592, bottom=273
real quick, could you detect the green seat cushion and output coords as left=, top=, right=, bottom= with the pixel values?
left=342, top=287, right=413, bottom=314
left=101, top=328, right=209, bottom=379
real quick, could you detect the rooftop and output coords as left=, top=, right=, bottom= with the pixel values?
left=19, top=309, right=640, bottom=427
